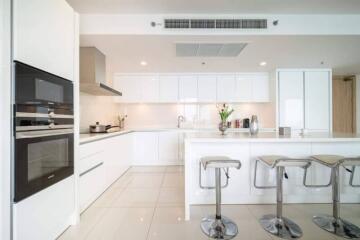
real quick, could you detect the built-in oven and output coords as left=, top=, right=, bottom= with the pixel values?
left=14, top=61, right=74, bottom=202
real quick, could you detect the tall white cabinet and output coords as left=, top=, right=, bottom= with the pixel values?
left=277, top=69, right=332, bottom=131
left=13, top=0, right=75, bottom=80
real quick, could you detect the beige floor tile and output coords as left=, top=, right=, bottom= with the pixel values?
left=85, top=207, right=154, bottom=240
left=108, top=174, right=133, bottom=189
left=126, top=173, right=164, bottom=189
left=162, top=173, right=184, bottom=188
left=130, top=166, right=167, bottom=173
left=157, top=188, right=184, bottom=207
left=112, top=188, right=160, bottom=207
left=148, top=207, right=207, bottom=240
left=57, top=207, right=107, bottom=240
left=91, top=187, right=124, bottom=208
left=165, top=166, right=184, bottom=173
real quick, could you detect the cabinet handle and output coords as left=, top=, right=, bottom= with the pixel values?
left=80, top=162, right=104, bottom=177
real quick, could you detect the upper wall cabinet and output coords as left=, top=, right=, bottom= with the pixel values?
left=13, top=0, right=75, bottom=80
left=197, top=75, right=217, bottom=103
left=179, top=75, right=198, bottom=103
left=113, top=72, right=270, bottom=104
left=217, top=74, right=237, bottom=102
left=277, top=69, right=332, bottom=131
left=113, top=75, right=141, bottom=103
left=140, top=75, right=159, bottom=102
left=159, top=75, right=179, bottom=103
left=235, top=73, right=270, bottom=102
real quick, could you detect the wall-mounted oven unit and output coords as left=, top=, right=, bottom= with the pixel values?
left=14, top=61, right=74, bottom=202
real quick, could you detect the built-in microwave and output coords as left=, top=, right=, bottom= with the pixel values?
left=14, top=61, right=74, bottom=202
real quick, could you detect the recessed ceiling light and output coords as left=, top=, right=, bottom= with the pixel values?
left=259, top=61, right=267, bottom=66
left=140, top=61, right=148, bottom=66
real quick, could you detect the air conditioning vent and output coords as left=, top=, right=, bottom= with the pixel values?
left=190, top=19, right=215, bottom=29
left=164, top=19, right=190, bottom=29
left=216, top=19, right=267, bottom=29
left=164, top=19, right=267, bottom=29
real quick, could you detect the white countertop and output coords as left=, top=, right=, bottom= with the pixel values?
left=79, top=127, right=276, bottom=144
left=184, top=131, right=360, bottom=143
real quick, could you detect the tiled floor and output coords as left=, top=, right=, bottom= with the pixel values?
left=58, top=166, right=360, bottom=240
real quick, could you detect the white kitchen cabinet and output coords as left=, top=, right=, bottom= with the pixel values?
left=304, top=71, right=330, bottom=131
left=79, top=157, right=106, bottom=212
left=217, top=74, right=236, bottom=102
left=197, top=75, right=217, bottom=103
left=159, top=75, right=179, bottom=102
left=252, top=73, right=270, bottom=102
left=278, top=71, right=305, bottom=130
left=236, top=73, right=269, bottom=102
left=13, top=0, right=75, bottom=80
left=235, top=75, right=252, bottom=102
left=133, top=132, right=159, bottom=165
left=277, top=69, right=331, bottom=131
left=79, top=133, right=133, bottom=212
left=158, top=131, right=179, bottom=165
left=113, top=75, right=141, bottom=103
left=179, top=75, right=198, bottom=103
left=141, top=75, right=159, bottom=102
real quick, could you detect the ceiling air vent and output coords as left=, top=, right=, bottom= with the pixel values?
left=164, top=19, right=190, bottom=29
left=164, top=19, right=267, bottom=29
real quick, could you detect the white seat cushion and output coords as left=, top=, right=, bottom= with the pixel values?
left=258, top=155, right=286, bottom=166
left=201, top=156, right=241, bottom=169
left=311, top=155, right=344, bottom=166
left=258, top=155, right=309, bottom=168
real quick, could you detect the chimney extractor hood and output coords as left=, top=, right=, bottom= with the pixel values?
left=80, top=47, right=122, bottom=96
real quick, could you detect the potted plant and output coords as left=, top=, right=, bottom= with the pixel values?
left=218, top=104, right=234, bottom=135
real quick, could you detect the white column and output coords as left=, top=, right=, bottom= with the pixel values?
left=356, top=75, right=360, bottom=134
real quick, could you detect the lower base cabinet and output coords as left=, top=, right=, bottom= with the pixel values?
left=79, top=133, right=133, bottom=212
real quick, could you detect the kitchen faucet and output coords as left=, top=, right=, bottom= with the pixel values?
left=177, top=115, right=185, bottom=128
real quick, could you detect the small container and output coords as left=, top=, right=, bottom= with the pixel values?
left=235, top=119, right=240, bottom=128
left=243, top=118, right=250, bottom=128
left=227, top=121, right=232, bottom=128
left=279, top=127, right=291, bottom=136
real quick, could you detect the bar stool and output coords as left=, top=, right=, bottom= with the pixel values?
left=254, top=155, right=310, bottom=239
left=199, top=156, right=241, bottom=240
left=310, top=155, right=360, bottom=239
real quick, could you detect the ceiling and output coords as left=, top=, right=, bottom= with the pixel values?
left=67, top=0, right=360, bottom=14
left=80, top=35, right=360, bottom=76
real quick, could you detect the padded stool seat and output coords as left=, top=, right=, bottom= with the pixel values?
left=258, top=155, right=310, bottom=168
left=201, top=156, right=241, bottom=169
left=311, top=154, right=344, bottom=167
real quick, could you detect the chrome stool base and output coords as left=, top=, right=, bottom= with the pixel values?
left=201, top=215, right=238, bottom=240
left=313, top=214, right=360, bottom=239
left=259, top=214, right=303, bottom=239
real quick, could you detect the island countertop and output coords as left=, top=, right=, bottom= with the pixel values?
left=184, top=131, right=360, bottom=143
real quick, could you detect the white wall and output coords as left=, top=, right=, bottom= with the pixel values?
left=0, top=0, right=12, bottom=239
left=357, top=75, right=360, bottom=134
left=80, top=92, right=119, bottom=132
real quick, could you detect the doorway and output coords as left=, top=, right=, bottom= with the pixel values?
left=332, top=76, right=357, bottom=133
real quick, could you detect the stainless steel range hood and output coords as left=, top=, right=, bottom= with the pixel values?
left=80, top=47, right=122, bottom=96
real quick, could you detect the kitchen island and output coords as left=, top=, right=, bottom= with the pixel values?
left=184, top=132, right=360, bottom=220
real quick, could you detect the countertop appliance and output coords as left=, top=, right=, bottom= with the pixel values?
left=89, top=122, right=119, bottom=133
left=242, top=118, right=250, bottom=128
left=14, top=61, right=74, bottom=202
left=80, top=47, right=122, bottom=96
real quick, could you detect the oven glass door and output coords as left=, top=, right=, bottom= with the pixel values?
left=14, top=130, right=74, bottom=202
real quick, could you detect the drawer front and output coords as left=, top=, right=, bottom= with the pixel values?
left=79, top=162, right=106, bottom=212
left=79, top=151, right=105, bottom=175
